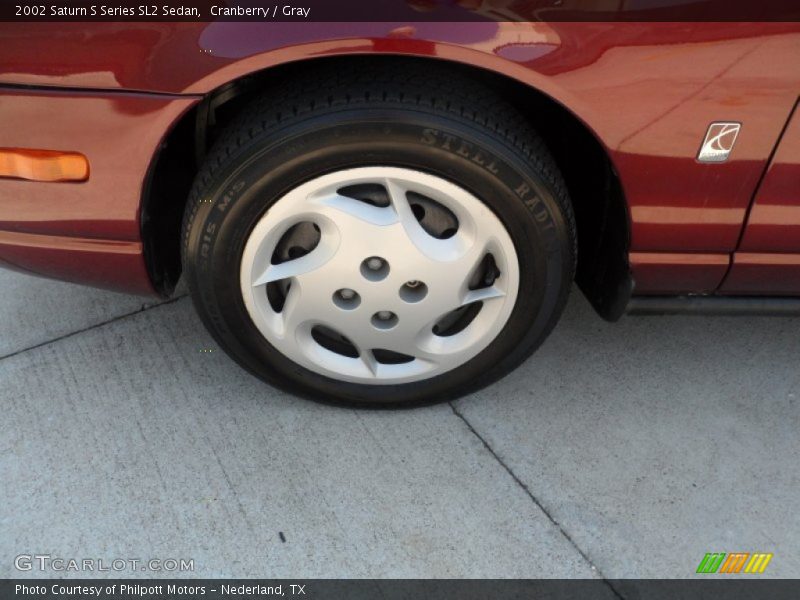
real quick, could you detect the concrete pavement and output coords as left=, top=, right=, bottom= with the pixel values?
left=1, top=269, right=797, bottom=580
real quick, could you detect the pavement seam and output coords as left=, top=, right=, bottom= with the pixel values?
left=449, top=401, right=626, bottom=599
left=1, top=287, right=622, bottom=591
left=0, top=294, right=189, bottom=362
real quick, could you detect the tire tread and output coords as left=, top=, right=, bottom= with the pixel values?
left=183, top=62, right=576, bottom=271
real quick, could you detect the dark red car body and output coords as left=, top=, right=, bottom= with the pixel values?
left=1, top=18, right=799, bottom=312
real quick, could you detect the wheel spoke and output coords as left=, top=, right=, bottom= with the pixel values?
left=384, top=178, right=419, bottom=232
left=363, top=339, right=440, bottom=373
left=359, top=351, right=379, bottom=376
left=462, top=285, right=506, bottom=306
left=405, top=345, right=441, bottom=366
left=411, top=237, right=493, bottom=316
left=276, top=281, right=307, bottom=338
left=318, top=193, right=399, bottom=227
left=251, top=244, right=332, bottom=287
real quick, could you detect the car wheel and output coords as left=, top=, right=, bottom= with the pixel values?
left=182, top=63, right=576, bottom=406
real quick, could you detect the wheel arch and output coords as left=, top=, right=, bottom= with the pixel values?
left=142, top=53, right=631, bottom=319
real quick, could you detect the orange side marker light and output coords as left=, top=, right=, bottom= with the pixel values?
left=0, top=148, right=89, bottom=182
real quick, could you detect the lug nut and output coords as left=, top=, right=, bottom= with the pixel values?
left=361, top=256, right=390, bottom=281
left=333, top=288, right=361, bottom=310
left=371, top=310, right=398, bottom=330
left=400, top=280, right=428, bottom=303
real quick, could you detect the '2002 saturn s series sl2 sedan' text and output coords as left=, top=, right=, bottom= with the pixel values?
left=1, top=11, right=798, bottom=405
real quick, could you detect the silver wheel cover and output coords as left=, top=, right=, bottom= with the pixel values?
left=240, top=167, right=520, bottom=384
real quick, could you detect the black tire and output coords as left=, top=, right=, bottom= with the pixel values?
left=182, top=61, right=576, bottom=407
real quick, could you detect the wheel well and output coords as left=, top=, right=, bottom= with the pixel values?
left=142, top=55, right=631, bottom=319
